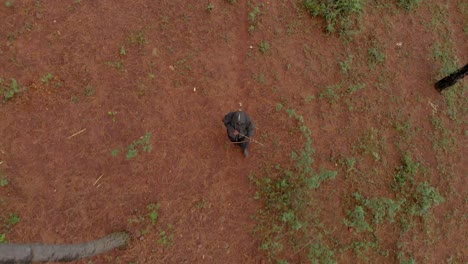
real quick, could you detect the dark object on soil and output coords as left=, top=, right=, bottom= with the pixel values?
left=0, top=232, right=129, bottom=263
left=223, top=111, right=255, bottom=157
left=434, top=63, right=468, bottom=92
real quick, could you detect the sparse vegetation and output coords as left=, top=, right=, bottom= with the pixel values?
left=339, top=54, right=354, bottom=75
left=368, top=42, right=386, bottom=70
left=303, top=0, right=364, bottom=34
left=251, top=106, right=337, bottom=262
left=206, top=3, right=215, bottom=12
left=111, top=132, right=152, bottom=159
left=126, top=30, right=148, bottom=46
left=0, top=213, right=20, bottom=244
left=398, top=0, right=423, bottom=11
left=157, top=224, right=174, bottom=247
left=0, top=78, right=21, bottom=102
left=105, top=61, right=125, bottom=71
left=258, top=40, right=270, bottom=54
left=248, top=3, right=262, bottom=33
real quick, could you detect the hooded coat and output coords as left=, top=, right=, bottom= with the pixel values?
left=223, top=111, right=255, bottom=148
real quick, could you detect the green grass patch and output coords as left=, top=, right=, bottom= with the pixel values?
left=251, top=106, right=337, bottom=262
left=367, top=42, right=386, bottom=70
left=248, top=3, right=263, bottom=33
left=258, top=40, right=271, bottom=54
left=345, top=153, right=444, bottom=236
left=342, top=153, right=444, bottom=260
left=303, top=0, right=364, bottom=34
left=111, top=132, right=153, bottom=159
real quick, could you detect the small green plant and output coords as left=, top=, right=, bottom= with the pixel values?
left=147, top=203, right=160, bottom=225
left=0, top=212, right=20, bottom=243
left=70, top=95, right=80, bottom=103
left=0, top=78, right=21, bottom=102
left=258, top=40, right=270, bottom=54
left=126, top=132, right=153, bottom=159
left=368, top=43, right=386, bottom=70
left=105, top=61, right=125, bottom=71
left=157, top=224, right=174, bottom=247
left=206, top=3, right=215, bottom=12
left=127, top=31, right=148, bottom=46
left=339, top=54, right=354, bottom=75
left=249, top=5, right=260, bottom=22
left=398, top=0, right=423, bottom=11
left=248, top=4, right=262, bottom=33
left=120, top=45, right=127, bottom=56
left=8, top=214, right=20, bottom=226
left=319, top=84, right=342, bottom=104
left=225, top=0, right=236, bottom=3
left=111, top=149, right=120, bottom=157
left=83, top=85, right=96, bottom=96
left=1, top=175, right=9, bottom=187
left=111, top=132, right=152, bottom=159
left=41, top=73, right=54, bottom=84
left=253, top=73, right=266, bottom=84
left=195, top=199, right=209, bottom=209
left=276, top=103, right=284, bottom=111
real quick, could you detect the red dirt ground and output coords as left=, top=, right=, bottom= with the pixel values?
left=0, top=0, right=466, bottom=263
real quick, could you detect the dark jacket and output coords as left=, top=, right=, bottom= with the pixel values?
left=223, top=111, right=255, bottom=142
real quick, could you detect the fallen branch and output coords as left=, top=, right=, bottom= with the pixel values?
left=0, top=232, right=130, bottom=263
left=67, top=128, right=87, bottom=139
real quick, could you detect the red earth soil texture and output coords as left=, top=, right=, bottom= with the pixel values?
left=0, top=0, right=467, bottom=263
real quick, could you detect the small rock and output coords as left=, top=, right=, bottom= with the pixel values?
left=36, top=12, right=43, bottom=19
left=169, top=65, right=175, bottom=71
left=140, top=236, right=145, bottom=241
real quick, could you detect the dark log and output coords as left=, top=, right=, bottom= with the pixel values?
left=0, top=232, right=130, bottom=263
left=434, top=63, right=468, bottom=92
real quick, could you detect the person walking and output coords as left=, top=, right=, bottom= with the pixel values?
left=223, top=111, right=255, bottom=157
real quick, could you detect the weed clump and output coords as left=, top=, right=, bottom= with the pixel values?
left=303, top=0, right=364, bottom=34
left=0, top=78, right=21, bottom=102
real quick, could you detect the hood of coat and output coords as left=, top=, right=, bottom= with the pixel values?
left=235, top=111, right=247, bottom=125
